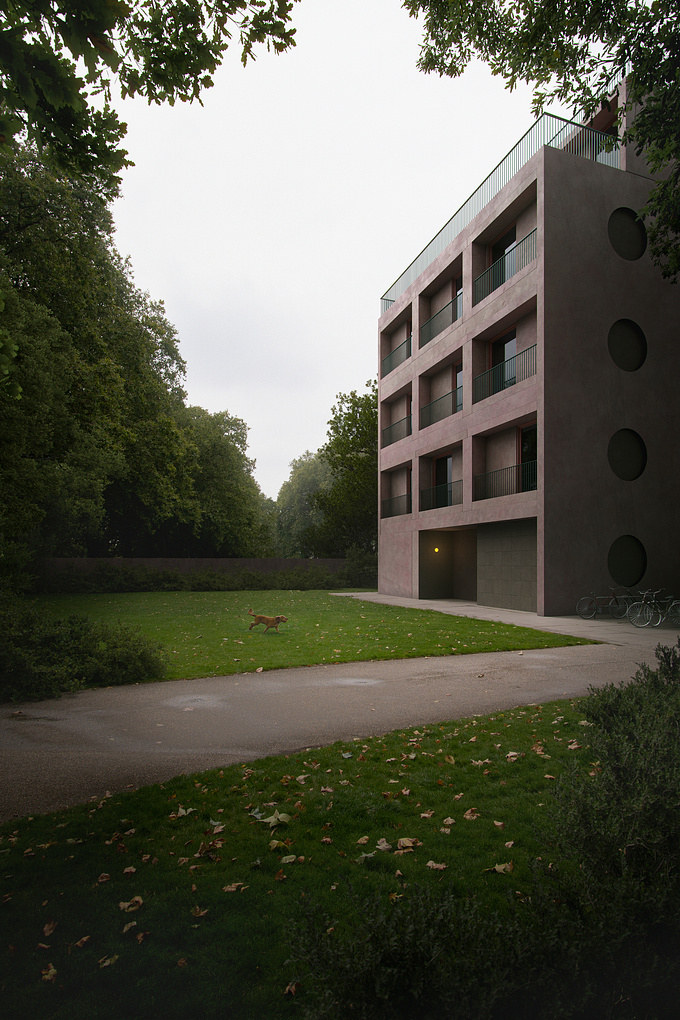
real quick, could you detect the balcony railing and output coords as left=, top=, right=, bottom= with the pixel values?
left=381, top=334, right=412, bottom=377
left=473, top=228, right=537, bottom=305
left=473, top=461, right=538, bottom=500
left=381, top=414, right=412, bottom=448
left=381, top=113, right=620, bottom=312
left=419, top=292, right=463, bottom=348
left=420, top=387, right=463, bottom=429
left=420, top=479, right=463, bottom=512
left=382, top=492, right=412, bottom=518
left=473, top=344, right=537, bottom=404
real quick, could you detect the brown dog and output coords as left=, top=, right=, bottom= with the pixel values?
left=248, top=608, right=288, bottom=632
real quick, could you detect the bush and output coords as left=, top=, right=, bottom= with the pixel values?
left=32, top=556, right=378, bottom=595
left=287, top=644, right=680, bottom=1019
left=0, top=594, right=166, bottom=701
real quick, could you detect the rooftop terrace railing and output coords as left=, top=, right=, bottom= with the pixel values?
left=380, top=114, right=620, bottom=313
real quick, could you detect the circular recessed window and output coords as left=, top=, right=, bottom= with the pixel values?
left=607, top=429, right=647, bottom=480
left=607, top=319, right=647, bottom=371
left=608, top=207, right=647, bottom=260
left=608, top=535, right=647, bottom=586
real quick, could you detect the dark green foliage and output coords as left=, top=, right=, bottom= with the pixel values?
left=288, top=642, right=680, bottom=1019
left=33, top=553, right=376, bottom=594
left=0, top=593, right=165, bottom=701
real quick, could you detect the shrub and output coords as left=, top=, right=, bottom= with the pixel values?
left=0, top=594, right=165, bottom=701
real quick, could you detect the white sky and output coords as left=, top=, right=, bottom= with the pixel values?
left=110, top=0, right=566, bottom=500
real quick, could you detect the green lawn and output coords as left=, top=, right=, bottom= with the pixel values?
left=37, top=590, right=592, bottom=682
left=0, top=697, right=595, bottom=1019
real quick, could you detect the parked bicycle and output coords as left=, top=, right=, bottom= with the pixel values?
left=628, top=589, right=680, bottom=628
left=576, top=587, right=633, bottom=620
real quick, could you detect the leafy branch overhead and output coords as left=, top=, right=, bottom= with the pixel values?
left=0, top=1, right=300, bottom=196
left=404, top=0, right=680, bottom=280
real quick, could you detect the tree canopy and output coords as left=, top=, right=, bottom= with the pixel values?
left=0, top=1, right=299, bottom=196
left=301, top=380, right=378, bottom=558
left=405, top=0, right=680, bottom=279
left=0, top=144, right=272, bottom=577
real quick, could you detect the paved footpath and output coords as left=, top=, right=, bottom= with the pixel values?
left=1, top=594, right=675, bottom=823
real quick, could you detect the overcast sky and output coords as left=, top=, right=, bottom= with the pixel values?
left=110, top=0, right=567, bottom=500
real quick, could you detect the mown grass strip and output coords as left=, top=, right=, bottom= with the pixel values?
left=0, top=698, right=595, bottom=1019
left=36, top=590, right=593, bottom=682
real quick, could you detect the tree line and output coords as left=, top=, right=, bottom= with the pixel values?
left=0, top=144, right=376, bottom=587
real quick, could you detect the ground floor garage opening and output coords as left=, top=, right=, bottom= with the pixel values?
left=419, top=529, right=477, bottom=600
left=476, top=518, right=537, bottom=612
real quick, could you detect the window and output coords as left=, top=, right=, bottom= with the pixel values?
left=490, top=226, right=517, bottom=289
left=491, top=330, right=517, bottom=393
left=454, top=362, right=463, bottom=411
left=434, top=455, right=452, bottom=508
left=519, top=424, right=537, bottom=491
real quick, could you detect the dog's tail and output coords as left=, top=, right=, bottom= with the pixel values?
left=248, top=608, right=255, bottom=617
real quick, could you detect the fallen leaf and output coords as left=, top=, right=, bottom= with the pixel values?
left=41, top=963, right=57, bottom=982
left=123, top=866, right=136, bottom=875
left=463, top=809, right=480, bottom=821
left=356, top=836, right=369, bottom=844
left=376, top=838, right=392, bottom=851
left=122, top=922, right=137, bottom=933
left=443, top=817, right=455, bottom=825
left=119, top=896, right=143, bottom=912
left=191, top=906, right=208, bottom=917
left=397, top=837, right=421, bottom=850
left=444, top=755, right=456, bottom=765
left=426, top=860, right=447, bottom=870
left=43, top=921, right=57, bottom=937
left=494, top=821, right=505, bottom=829
left=420, top=810, right=434, bottom=819
left=485, top=861, right=514, bottom=874
left=99, top=955, right=119, bottom=969
left=280, top=854, right=297, bottom=864
left=74, top=935, right=90, bottom=948
left=284, top=980, right=301, bottom=996
left=275, top=869, right=286, bottom=881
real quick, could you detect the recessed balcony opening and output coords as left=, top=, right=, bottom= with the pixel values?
left=473, top=228, right=537, bottom=305
left=473, top=343, right=536, bottom=403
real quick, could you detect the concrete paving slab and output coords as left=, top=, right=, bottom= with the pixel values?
left=1, top=594, right=676, bottom=823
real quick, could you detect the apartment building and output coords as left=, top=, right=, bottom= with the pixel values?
left=378, top=86, right=680, bottom=616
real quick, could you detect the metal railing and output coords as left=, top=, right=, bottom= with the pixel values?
left=381, top=334, right=412, bottom=377
left=382, top=492, right=412, bottom=518
left=473, top=228, right=536, bottom=305
left=419, top=292, right=463, bottom=348
left=473, top=461, right=538, bottom=500
left=381, top=414, right=412, bottom=448
left=380, top=113, right=620, bottom=312
left=473, top=344, right=537, bottom=404
left=420, top=479, right=463, bottom=512
left=420, top=386, right=463, bottom=429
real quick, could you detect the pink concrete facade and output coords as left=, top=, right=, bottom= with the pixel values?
left=378, top=105, right=680, bottom=615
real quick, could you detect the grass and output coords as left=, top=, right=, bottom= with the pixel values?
left=0, top=697, right=596, bottom=1019
left=35, top=590, right=592, bottom=682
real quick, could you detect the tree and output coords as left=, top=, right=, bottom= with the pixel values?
left=304, top=380, right=378, bottom=557
left=275, top=450, right=331, bottom=556
left=1, top=1, right=299, bottom=196
left=0, top=143, right=268, bottom=568
left=405, top=0, right=680, bottom=280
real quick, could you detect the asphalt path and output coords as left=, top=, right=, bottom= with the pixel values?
left=1, top=594, right=673, bottom=823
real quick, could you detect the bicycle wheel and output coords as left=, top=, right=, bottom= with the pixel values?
left=608, top=595, right=628, bottom=619
left=667, top=601, right=680, bottom=628
left=576, top=596, right=597, bottom=620
left=628, top=602, right=652, bottom=627
left=649, top=603, right=663, bottom=627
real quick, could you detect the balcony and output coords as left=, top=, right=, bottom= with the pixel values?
left=420, top=479, right=463, bottom=512
left=382, top=492, right=412, bottom=519
left=381, top=414, right=412, bottom=448
left=381, top=334, right=412, bottom=377
left=381, top=113, right=620, bottom=312
left=473, top=344, right=537, bottom=404
left=420, top=293, right=463, bottom=348
left=473, top=228, right=537, bottom=305
left=473, top=461, right=537, bottom=500
left=420, top=386, right=463, bottom=429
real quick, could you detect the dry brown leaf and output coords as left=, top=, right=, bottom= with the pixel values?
left=463, top=809, right=480, bottom=821
left=41, top=963, right=57, bottom=982
left=119, top=896, right=143, bottom=912
left=426, top=860, right=447, bottom=870
left=43, top=921, right=57, bottom=937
